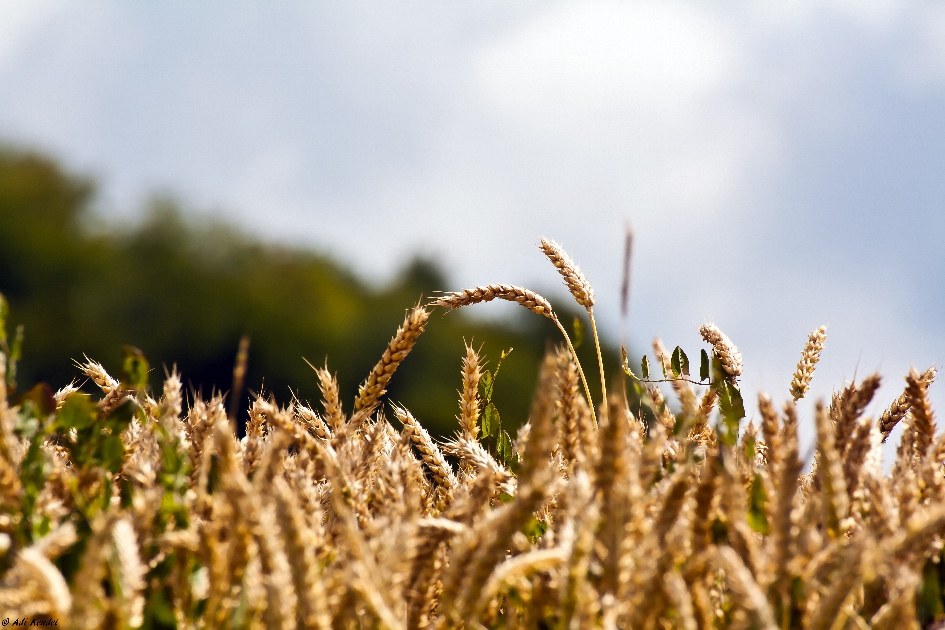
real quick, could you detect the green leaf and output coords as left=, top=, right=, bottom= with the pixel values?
left=100, top=434, right=125, bottom=473
left=6, top=324, right=23, bottom=392
left=14, top=413, right=40, bottom=441
left=0, top=292, right=7, bottom=345
left=524, top=516, right=548, bottom=542
left=479, top=370, right=494, bottom=401
left=743, top=431, right=757, bottom=461
left=621, top=347, right=638, bottom=379
left=16, top=383, right=55, bottom=419
left=56, top=393, right=98, bottom=431
left=747, top=473, right=770, bottom=534
left=641, top=355, right=650, bottom=380
left=672, top=346, right=689, bottom=377
left=720, top=381, right=746, bottom=421
left=572, top=316, right=585, bottom=350
left=482, top=403, right=500, bottom=437
left=497, top=430, right=513, bottom=465
left=105, top=398, right=137, bottom=431
left=121, top=345, right=150, bottom=389
left=144, top=587, right=179, bottom=628
left=718, top=381, right=745, bottom=446
left=700, top=349, right=710, bottom=382
left=918, top=558, right=945, bottom=624
left=9, top=324, right=22, bottom=362
left=19, top=428, right=48, bottom=539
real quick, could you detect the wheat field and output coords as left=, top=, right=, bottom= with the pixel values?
left=0, top=239, right=943, bottom=630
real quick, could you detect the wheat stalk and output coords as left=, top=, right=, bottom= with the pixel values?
left=538, top=237, right=607, bottom=410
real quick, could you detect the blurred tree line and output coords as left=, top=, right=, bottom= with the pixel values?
left=0, top=148, right=613, bottom=437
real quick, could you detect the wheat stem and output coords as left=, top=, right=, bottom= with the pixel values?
left=588, top=309, right=607, bottom=412
left=552, top=314, right=596, bottom=425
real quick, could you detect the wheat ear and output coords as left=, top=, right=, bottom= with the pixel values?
left=539, top=237, right=607, bottom=409
left=311, top=363, right=345, bottom=433
left=354, top=306, right=429, bottom=412
left=698, top=323, right=743, bottom=379
left=458, top=344, right=481, bottom=440
left=905, top=367, right=937, bottom=459
left=830, top=375, right=881, bottom=454
left=790, top=325, right=827, bottom=401
left=112, top=517, right=147, bottom=628
left=393, top=405, right=456, bottom=496
left=814, top=401, right=850, bottom=537
left=878, top=366, right=935, bottom=441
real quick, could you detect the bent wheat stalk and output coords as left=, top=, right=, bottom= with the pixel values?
left=432, top=284, right=596, bottom=424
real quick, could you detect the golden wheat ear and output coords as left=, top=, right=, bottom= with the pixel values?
left=457, top=343, right=481, bottom=441
left=554, top=345, right=583, bottom=466
left=354, top=305, right=429, bottom=415
left=790, top=325, right=827, bottom=401
left=538, top=237, right=607, bottom=409
left=393, top=404, right=457, bottom=505
left=905, top=366, right=937, bottom=458
left=698, top=322, right=743, bottom=379
left=829, top=374, right=881, bottom=454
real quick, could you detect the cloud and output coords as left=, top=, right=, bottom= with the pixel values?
left=0, top=0, right=64, bottom=69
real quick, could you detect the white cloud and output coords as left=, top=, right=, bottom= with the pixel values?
left=477, top=3, right=733, bottom=118
left=0, top=0, right=64, bottom=68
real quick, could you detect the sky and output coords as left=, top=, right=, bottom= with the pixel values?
left=3, top=0, right=945, bottom=455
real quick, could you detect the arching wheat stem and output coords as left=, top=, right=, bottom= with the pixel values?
left=552, top=314, right=597, bottom=426
left=432, top=284, right=596, bottom=423
left=588, top=309, right=607, bottom=412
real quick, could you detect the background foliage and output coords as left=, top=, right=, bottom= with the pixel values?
left=0, top=148, right=613, bottom=436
